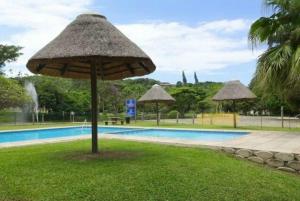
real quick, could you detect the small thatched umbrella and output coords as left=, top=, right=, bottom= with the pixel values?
left=138, top=84, right=175, bottom=126
left=212, top=80, right=256, bottom=128
left=26, top=13, right=156, bottom=153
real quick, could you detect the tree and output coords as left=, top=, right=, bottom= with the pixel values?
left=249, top=0, right=300, bottom=102
left=198, top=99, right=212, bottom=113
left=0, top=45, right=22, bottom=74
left=121, top=78, right=157, bottom=100
left=22, top=76, right=89, bottom=113
left=64, top=91, right=90, bottom=113
left=169, top=86, right=206, bottom=117
left=108, top=84, right=123, bottom=115
left=176, top=81, right=183, bottom=87
left=249, top=82, right=293, bottom=115
left=0, top=76, right=29, bottom=110
left=182, top=71, right=187, bottom=85
left=194, top=72, right=199, bottom=84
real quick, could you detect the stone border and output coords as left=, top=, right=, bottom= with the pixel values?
left=222, top=147, right=300, bottom=174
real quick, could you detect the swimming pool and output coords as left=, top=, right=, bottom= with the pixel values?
left=0, top=127, right=136, bottom=143
left=0, top=127, right=247, bottom=143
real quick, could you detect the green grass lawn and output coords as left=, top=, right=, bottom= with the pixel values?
left=0, top=139, right=300, bottom=201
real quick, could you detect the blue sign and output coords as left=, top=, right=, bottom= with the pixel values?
left=126, top=99, right=136, bottom=117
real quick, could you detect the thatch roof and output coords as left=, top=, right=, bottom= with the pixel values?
left=26, top=13, right=155, bottom=80
left=212, top=80, right=256, bottom=101
left=138, top=84, right=175, bottom=103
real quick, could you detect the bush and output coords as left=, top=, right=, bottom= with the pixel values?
left=45, top=112, right=90, bottom=122
left=167, top=110, right=178, bottom=119
left=0, top=111, right=16, bottom=123
left=119, top=113, right=125, bottom=120
left=184, top=112, right=196, bottom=119
left=107, top=113, right=115, bottom=118
left=100, top=113, right=108, bottom=121
left=142, top=113, right=157, bottom=120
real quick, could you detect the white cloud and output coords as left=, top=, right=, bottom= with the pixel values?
left=0, top=0, right=260, bottom=76
left=117, top=20, right=260, bottom=73
left=0, top=0, right=91, bottom=28
left=0, top=0, right=92, bottom=75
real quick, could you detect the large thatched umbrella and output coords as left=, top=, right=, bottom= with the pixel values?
left=212, top=80, right=256, bottom=128
left=138, top=84, right=175, bottom=126
left=26, top=13, right=156, bottom=153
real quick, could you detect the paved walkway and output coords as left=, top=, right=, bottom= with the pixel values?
left=220, top=131, right=300, bottom=154
left=0, top=128, right=300, bottom=154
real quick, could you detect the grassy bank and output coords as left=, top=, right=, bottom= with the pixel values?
left=0, top=139, right=299, bottom=201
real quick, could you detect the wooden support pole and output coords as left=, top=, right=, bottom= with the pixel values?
left=192, top=112, right=195, bottom=125
left=260, top=112, right=263, bottom=129
left=90, top=63, right=98, bottom=153
left=281, top=106, right=284, bottom=128
left=233, top=100, right=237, bottom=128
left=156, top=102, right=159, bottom=126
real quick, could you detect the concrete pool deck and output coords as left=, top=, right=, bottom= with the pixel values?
left=220, top=131, right=300, bottom=154
left=0, top=126, right=300, bottom=155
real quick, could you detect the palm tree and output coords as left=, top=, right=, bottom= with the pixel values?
left=182, top=71, right=187, bottom=85
left=194, top=72, right=199, bottom=84
left=249, top=0, right=300, bottom=96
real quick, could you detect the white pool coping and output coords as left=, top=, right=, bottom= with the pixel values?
left=0, top=126, right=300, bottom=154
left=0, top=125, right=252, bottom=133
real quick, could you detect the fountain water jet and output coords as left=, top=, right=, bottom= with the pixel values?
left=25, top=81, right=39, bottom=123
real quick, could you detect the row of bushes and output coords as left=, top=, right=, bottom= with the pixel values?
left=0, top=111, right=17, bottom=123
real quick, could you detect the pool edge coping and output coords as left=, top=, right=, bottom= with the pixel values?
left=0, top=125, right=253, bottom=134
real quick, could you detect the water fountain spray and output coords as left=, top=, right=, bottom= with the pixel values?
left=25, top=81, right=39, bottom=123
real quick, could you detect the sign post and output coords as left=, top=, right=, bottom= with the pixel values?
left=126, top=99, right=137, bottom=123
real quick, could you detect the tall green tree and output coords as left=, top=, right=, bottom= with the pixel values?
left=169, top=86, right=206, bottom=116
left=249, top=0, right=300, bottom=102
left=182, top=71, right=187, bottom=85
left=194, top=72, right=199, bottom=84
left=0, top=45, right=22, bottom=74
left=0, top=76, right=29, bottom=110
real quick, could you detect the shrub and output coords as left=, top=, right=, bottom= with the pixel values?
left=167, top=110, right=178, bottom=119
left=119, top=113, right=125, bottom=120
left=100, top=113, right=108, bottom=121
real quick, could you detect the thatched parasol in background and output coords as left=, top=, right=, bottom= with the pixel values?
left=138, top=84, right=175, bottom=126
left=212, top=80, right=256, bottom=128
left=27, top=13, right=156, bottom=153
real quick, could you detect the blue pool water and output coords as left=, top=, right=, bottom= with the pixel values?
left=0, top=127, right=135, bottom=143
left=0, top=127, right=247, bottom=143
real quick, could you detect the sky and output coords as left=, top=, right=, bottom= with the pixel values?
left=0, top=0, right=266, bottom=85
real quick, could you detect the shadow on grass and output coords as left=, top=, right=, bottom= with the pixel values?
left=62, top=150, right=143, bottom=162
